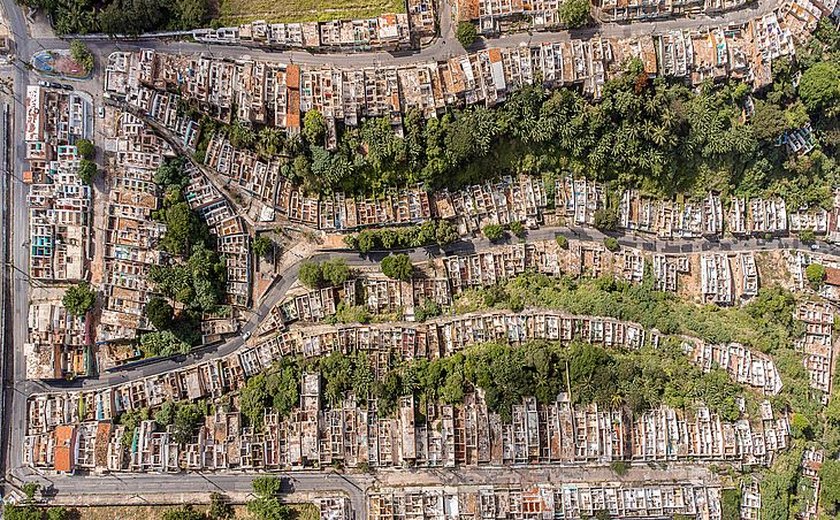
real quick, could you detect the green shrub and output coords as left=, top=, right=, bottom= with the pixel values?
left=604, top=237, right=620, bottom=252
left=381, top=254, right=413, bottom=281
left=456, top=22, right=478, bottom=48
left=483, top=224, right=505, bottom=242
left=63, top=282, right=96, bottom=316
left=805, top=263, right=826, bottom=288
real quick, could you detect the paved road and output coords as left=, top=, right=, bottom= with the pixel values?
left=5, top=0, right=779, bottom=72
left=19, top=223, right=835, bottom=396
left=17, top=463, right=718, bottom=509
left=16, top=469, right=374, bottom=512
left=0, top=0, right=37, bottom=494
left=0, top=0, right=807, bottom=507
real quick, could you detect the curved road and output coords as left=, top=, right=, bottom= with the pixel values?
left=0, top=0, right=817, bottom=509
left=22, top=224, right=839, bottom=395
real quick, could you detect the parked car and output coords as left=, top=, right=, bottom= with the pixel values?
left=60, top=84, right=74, bottom=91
left=49, top=82, right=62, bottom=89
left=97, top=106, right=105, bottom=118
left=37, top=80, right=50, bottom=87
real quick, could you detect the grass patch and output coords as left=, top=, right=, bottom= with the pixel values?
left=216, top=0, right=406, bottom=25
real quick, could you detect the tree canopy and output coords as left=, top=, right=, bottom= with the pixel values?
left=380, top=254, right=413, bottom=281
left=482, top=224, right=505, bottom=242
left=456, top=22, right=478, bottom=48
left=145, top=296, right=174, bottom=330
left=77, top=158, right=97, bottom=184
left=558, top=0, right=590, bottom=28
left=297, top=259, right=350, bottom=289
left=253, top=235, right=273, bottom=258
left=75, top=138, right=94, bottom=159
left=63, top=282, right=95, bottom=316
left=69, top=40, right=94, bottom=73
left=805, top=263, right=826, bottom=288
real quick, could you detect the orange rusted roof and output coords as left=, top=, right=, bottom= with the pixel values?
left=54, top=425, right=75, bottom=472
left=824, top=266, right=840, bottom=287
left=286, top=64, right=301, bottom=89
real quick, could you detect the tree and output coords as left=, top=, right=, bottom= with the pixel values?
left=820, top=459, right=840, bottom=515
left=145, top=296, right=174, bottom=330
left=380, top=254, right=413, bottom=281
left=187, top=244, right=227, bottom=312
left=253, top=235, right=273, bottom=258
left=610, top=460, right=629, bottom=476
left=22, top=482, right=40, bottom=502
left=247, top=497, right=291, bottom=520
left=721, top=489, right=741, bottom=520
left=593, top=208, right=618, bottom=231
left=356, top=230, right=377, bottom=253
left=46, top=507, right=71, bottom=520
left=321, top=258, right=350, bottom=286
left=75, top=138, right=95, bottom=159
left=208, top=492, right=234, bottom=520
left=162, top=505, right=205, bottom=520
left=455, top=22, right=478, bottom=48
left=604, top=237, right=620, bottom=252
left=509, top=221, right=526, bottom=238
left=805, top=263, right=826, bottom=288
left=751, top=100, right=788, bottom=142
left=69, top=40, right=94, bottom=73
left=227, top=120, right=256, bottom=151
left=240, top=373, right=270, bottom=427
left=558, top=0, right=590, bottom=28
left=173, top=0, right=208, bottom=29
left=415, top=298, right=442, bottom=322
left=155, top=157, right=189, bottom=189
left=799, top=61, right=840, bottom=116
left=482, top=224, right=505, bottom=242
left=256, top=127, right=284, bottom=159
left=154, top=400, right=176, bottom=426
left=303, top=110, right=326, bottom=146
left=298, top=261, right=324, bottom=289
left=555, top=235, right=569, bottom=249
left=160, top=201, right=208, bottom=256
left=435, top=220, right=459, bottom=246
left=139, top=330, right=191, bottom=358
left=252, top=476, right=282, bottom=497
left=799, top=229, right=816, bottom=244
left=172, top=402, right=206, bottom=444
left=63, top=282, right=95, bottom=316
left=3, top=505, right=42, bottom=520
left=77, top=158, right=97, bottom=184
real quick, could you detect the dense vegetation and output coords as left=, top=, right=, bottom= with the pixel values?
left=2, top=507, right=71, bottom=520
left=141, top=157, right=228, bottom=353
left=557, top=0, right=590, bottom=28
left=297, top=258, right=351, bottom=289
left=199, top=21, right=838, bottom=211
left=62, top=282, right=95, bottom=316
left=247, top=476, right=293, bottom=520
left=344, top=220, right=459, bottom=253
left=237, top=336, right=746, bottom=424
left=22, top=0, right=210, bottom=35
left=380, top=253, right=413, bottom=280
left=455, top=21, right=478, bottom=48
left=69, top=40, right=94, bottom=73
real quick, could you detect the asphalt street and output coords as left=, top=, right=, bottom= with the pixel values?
left=0, top=0, right=821, bottom=508
left=21, top=463, right=717, bottom=508
left=19, top=222, right=833, bottom=395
